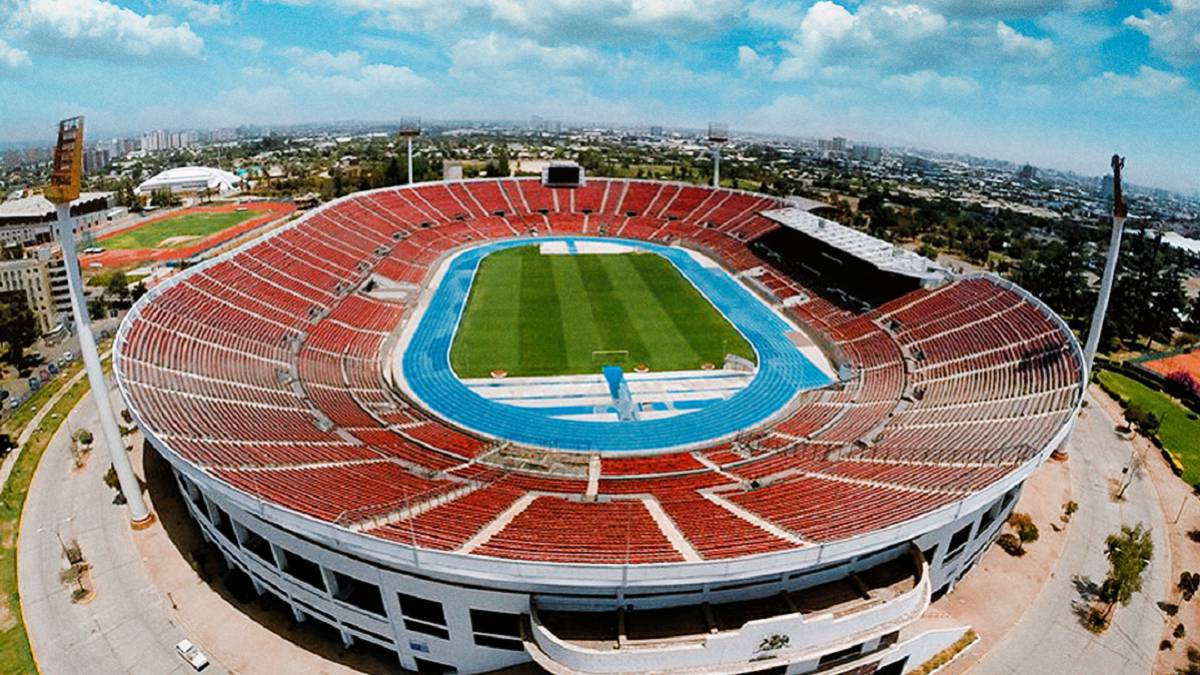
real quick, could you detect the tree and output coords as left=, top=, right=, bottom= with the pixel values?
left=331, top=168, right=346, bottom=198
left=0, top=290, right=39, bottom=367
left=1099, top=523, right=1153, bottom=620
left=1166, top=371, right=1200, bottom=399
left=150, top=188, right=181, bottom=208
left=383, top=157, right=403, bottom=187
left=87, top=295, right=108, bottom=320
left=103, top=271, right=131, bottom=304
left=1126, top=402, right=1161, bottom=437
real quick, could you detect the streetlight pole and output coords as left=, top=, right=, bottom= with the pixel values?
left=1083, top=155, right=1127, bottom=376
left=54, top=204, right=152, bottom=526
left=45, top=116, right=151, bottom=528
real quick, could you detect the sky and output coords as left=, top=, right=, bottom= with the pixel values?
left=0, top=1, right=1198, bottom=192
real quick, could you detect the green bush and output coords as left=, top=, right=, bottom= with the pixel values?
left=1009, top=512, right=1040, bottom=543
left=996, top=532, right=1024, bottom=556
left=1180, top=571, right=1200, bottom=601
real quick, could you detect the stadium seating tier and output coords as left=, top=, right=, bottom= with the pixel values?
left=117, top=179, right=1083, bottom=565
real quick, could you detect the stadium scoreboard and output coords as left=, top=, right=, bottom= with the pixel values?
left=542, top=161, right=585, bottom=189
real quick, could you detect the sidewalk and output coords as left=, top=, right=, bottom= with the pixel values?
left=17, top=384, right=228, bottom=674
left=965, top=390, right=1168, bottom=674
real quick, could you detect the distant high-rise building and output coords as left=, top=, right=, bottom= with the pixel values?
left=850, top=145, right=883, bottom=162
left=832, top=136, right=847, bottom=152
left=649, top=126, right=664, bottom=136
left=1017, top=164, right=1037, bottom=182
left=83, top=147, right=112, bottom=174
left=1100, top=174, right=1114, bottom=200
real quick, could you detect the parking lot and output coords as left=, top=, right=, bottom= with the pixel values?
left=0, top=313, right=123, bottom=421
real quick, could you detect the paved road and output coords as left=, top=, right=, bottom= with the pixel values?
left=18, top=383, right=228, bottom=675
left=971, top=393, right=1169, bottom=675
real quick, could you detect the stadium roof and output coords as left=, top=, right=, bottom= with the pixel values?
left=136, top=166, right=242, bottom=195
left=763, top=207, right=951, bottom=283
left=0, top=192, right=113, bottom=222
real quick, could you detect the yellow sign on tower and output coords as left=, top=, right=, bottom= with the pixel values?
left=45, top=116, right=85, bottom=205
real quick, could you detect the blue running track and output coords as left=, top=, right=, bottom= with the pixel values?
left=400, top=237, right=833, bottom=452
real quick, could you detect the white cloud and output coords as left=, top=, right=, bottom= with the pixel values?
left=233, top=36, right=265, bottom=53
left=281, top=47, right=365, bottom=73
left=1124, top=1, right=1200, bottom=67
left=449, top=33, right=600, bottom=82
left=1087, top=65, right=1189, bottom=98
left=928, top=0, right=1111, bottom=17
left=273, top=0, right=743, bottom=40
left=774, top=2, right=949, bottom=80
left=7, top=0, right=204, bottom=60
left=736, top=45, right=773, bottom=75
left=746, top=0, right=808, bottom=31
left=164, top=0, right=228, bottom=25
left=0, top=38, right=31, bottom=69
left=884, top=69, right=981, bottom=96
left=996, top=21, right=1054, bottom=59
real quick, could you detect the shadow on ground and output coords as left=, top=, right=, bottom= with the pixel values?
left=141, top=442, right=409, bottom=674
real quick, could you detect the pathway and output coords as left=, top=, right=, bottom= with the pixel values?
left=18, top=384, right=228, bottom=674
left=968, top=389, right=1169, bottom=674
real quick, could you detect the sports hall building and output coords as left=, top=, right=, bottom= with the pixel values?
left=115, top=177, right=1084, bottom=674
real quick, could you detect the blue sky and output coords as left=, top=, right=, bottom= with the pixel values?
left=0, top=0, right=1198, bottom=192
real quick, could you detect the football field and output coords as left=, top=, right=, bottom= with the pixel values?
left=101, top=209, right=261, bottom=250
left=450, top=246, right=756, bottom=377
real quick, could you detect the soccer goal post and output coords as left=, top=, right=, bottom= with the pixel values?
left=591, top=350, right=630, bottom=368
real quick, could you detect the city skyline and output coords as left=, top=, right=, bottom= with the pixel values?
left=0, top=0, right=1198, bottom=192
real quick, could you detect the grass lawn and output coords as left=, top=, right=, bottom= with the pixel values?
left=450, top=246, right=755, bottom=377
left=101, top=209, right=260, bottom=250
left=1097, top=369, right=1200, bottom=485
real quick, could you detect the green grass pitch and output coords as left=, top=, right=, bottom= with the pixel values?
left=450, top=246, right=756, bottom=377
left=101, top=210, right=259, bottom=250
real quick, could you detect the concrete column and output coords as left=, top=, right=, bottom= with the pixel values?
left=711, top=146, right=721, bottom=188
left=54, top=205, right=152, bottom=526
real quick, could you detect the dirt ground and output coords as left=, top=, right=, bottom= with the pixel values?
left=933, top=453, right=1073, bottom=674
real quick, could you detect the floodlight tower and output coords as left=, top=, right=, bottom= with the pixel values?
left=708, top=122, right=729, bottom=188
left=398, top=117, right=422, bottom=185
left=46, top=117, right=152, bottom=527
left=1082, top=154, right=1128, bottom=376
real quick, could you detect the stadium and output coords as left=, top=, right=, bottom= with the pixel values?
left=114, top=174, right=1086, bottom=674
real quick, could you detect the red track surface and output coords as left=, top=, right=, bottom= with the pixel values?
left=81, top=202, right=294, bottom=268
left=1144, top=349, right=1200, bottom=382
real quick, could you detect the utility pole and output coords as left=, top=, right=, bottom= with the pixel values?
left=46, top=116, right=153, bottom=528
left=399, top=118, right=421, bottom=185
left=1083, top=154, right=1127, bottom=377
left=708, top=123, right=729, bottom=188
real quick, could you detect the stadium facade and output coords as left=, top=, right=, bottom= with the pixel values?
left=115, top=178, right=1085, bottom=674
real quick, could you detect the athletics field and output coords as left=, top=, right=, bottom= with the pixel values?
left=449, top=245, right=756, bottom=377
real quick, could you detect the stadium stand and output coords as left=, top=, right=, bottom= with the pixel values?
left=118, top=178, right=1083, bottom=563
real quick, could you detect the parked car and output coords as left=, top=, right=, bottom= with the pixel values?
left=175, top=640, right=209, bottom=671
left=63, top=351, right=75, bottom=361
left=28, top=377, right=40, bottom=391
left=47, top=363, right=58, bottom=375
left=10, top=398, right=19, bottom=410
left=0, top=390, right=8, bottom=402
